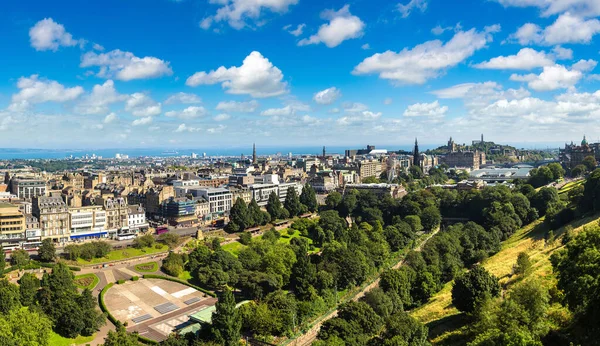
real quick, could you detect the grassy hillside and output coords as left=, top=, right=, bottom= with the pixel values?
left=411, top=212, right=600, bottom=345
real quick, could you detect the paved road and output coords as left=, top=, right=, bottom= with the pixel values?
left=287, top=229, right=440, bottom=346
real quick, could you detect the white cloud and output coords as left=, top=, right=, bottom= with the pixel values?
left=509, top=13, right=600, bottom=45
left=80, top=49, right=173, bottom=81
left=284, top=24, right=305, bottom=36
left=104, top=112, right=117, bottom=124
left=572, top=59, right=598, bottom=72
left=336, top=102, right=382, bottom=125
left=125, top=93, right=161, bottom=116
left=353, top=26, right=499, bottom=84
left=494, top=0, right=600, bottom=18
left=342, top=102, right=369, bottom=113
left=361, top=43, right=371, bottom=50
left=165, top=106, right=208, bottom=119
left=214, top=113, right=231, bottom=121
left=552, top=46, right=573, bottom=59
left=431, top=81, right=531, bottom=110
left=75, top=80, right=127, bottom=115
left=93, top=43, right=104, bottom=51
left=132, top=117, right=153, bottom=126
left=186, top=51, right=288, bottom=98
left=216, top=100, right=259, bottom=112
left=384, top=98, right=393, bottom=105
left=510, top=64, right=583, bottom=91
left=298, top=5, right=365, bottom=48
left=10, top=75, right=84, bottom=109
left=397, top=0, right=428, bottom=18
left=403, top=100, right=448, bottom=117
left=175, top=123, right=202, bottom=133
left=260, top=102, right=310, bottom=116
left=29, top=18, right=83, bottom=51
left=164, top=92, right=202, bottom=104
left=200, top=0, right=298, bottom=30
left=431, top=23, right=462, bottom=35
left=207, top=125, right=226, bottom=134
left=474, top=48, right=555, bottom=70
left=313, top=87, right=342, bottom=105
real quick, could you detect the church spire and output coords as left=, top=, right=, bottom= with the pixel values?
left=252, top=143, right=257, bottom=164
left=413, top=138, right=420, bottom=168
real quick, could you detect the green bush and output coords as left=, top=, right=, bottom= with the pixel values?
left=142, top=274, right=216, bottom=297
left=99, top=283, right=118, bottom=325
left=131, top=276, right=139, bottom=281
left=69, top=266, right=82, bottom=271
left=154, top=244, right=163, bottom=249
left=117, top=279, right=125, bottom=284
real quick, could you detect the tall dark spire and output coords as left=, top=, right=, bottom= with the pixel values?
left=413, top=138, right=420, bottom=168
left=252, top=143, right=257, bottom=164
left=322, top=146, right=326, bottom=159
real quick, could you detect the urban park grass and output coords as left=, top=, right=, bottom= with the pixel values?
left=76, top=244, right=167, bottom=265
left=73, top=273, right=100, bottom=290
left=134, top=261, right=159, bottom=272
left=48, top=331, right=95, bottom=346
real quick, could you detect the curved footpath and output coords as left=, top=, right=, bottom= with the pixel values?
left=287, top=229, right=440, bottom=346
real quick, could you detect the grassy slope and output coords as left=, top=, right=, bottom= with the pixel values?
left=411, top=212, right=600, bottom=345
left=48, top=331, right=95, bottom=346
left=76, top=244, right=167, bottom=265
left=73, top=273, right=100, bottom=290
left=222, top=229, right=319, bottom=257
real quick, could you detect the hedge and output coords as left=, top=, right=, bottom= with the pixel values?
left=137, top=335, right=159, bottom=345
left=69, top=265, right=82, bottom=271
left=99, top=283, right=118, bottom=325
left=142, top=274, right=216, bottom=297
left=117, top=279, right=125, bottom=284
left=131, top=276, right=139, bottom=281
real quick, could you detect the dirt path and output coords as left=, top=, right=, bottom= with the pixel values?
left=287, top=229, right=439, bottom=346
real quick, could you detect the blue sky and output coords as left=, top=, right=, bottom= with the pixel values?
left=0, top=0, right=599, bottom=150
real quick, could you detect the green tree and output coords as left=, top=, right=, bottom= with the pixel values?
left=362, top=176, right=380, bottom=184
left=248, top=199, right=266, bottom=226
left=159, top=232, right=181, bottom=249
left=571, top=164, right=587, bottom=177
left=18, top=273, right=39, bottom=307
left=0, top=307, right=52, bottom=346
left=382, top=311, right=429, bottom=346
left=10, top=249, right=29, bottom=267
left=325, top=192, right=342, bottom=210
left=0, top=257, right=5, bottom=276
left=452, top=266, right=500, bottom=313
left=583, top=155, right=597, bottom=171
left=211, top=289, right=242, bottom=346
left=102, top=325, right=141, bottom=346
left=284, top=187, right=302, bottom=217
left=162, top=252, right=184, bottom=277
left=420, top=206, right=441, bottom=232
left=132, top=234, right=155, bottom=249
left=38, top=238, right=56, bottom=262
left=0, top=279, right=20, bottom=314
left=228, top=197, right=251, bottom=232
left=266, top=191, right=283, bottom=220
left=300, top=183, right=318, bottom=212
left=404, top=215, right=423, bottom=233
left=547, top=162, right=565, bottom=180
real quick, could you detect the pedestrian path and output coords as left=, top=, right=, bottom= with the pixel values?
left=104, top=270, right=115, bottom=283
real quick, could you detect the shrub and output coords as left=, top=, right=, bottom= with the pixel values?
left=131, top=276, right=139, bottom=281
left=117, top=279, right=125, bottom=284
left=154, top=244, right=163, bottom=250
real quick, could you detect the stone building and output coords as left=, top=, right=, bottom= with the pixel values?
left=33, top=195, right=70, bottom=242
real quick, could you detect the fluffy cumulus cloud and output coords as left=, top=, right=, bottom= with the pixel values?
left=260, top=102, right=310, bottom=116
left=29, top=18, right=83, bottom=51
left=431, top=81, right=531, bottom=110
left=474, top=48, right=555, bottom=70
left=165, top=106, right=208, bottom=119
left=75, top=80, right=127, bottom=115
left=200, top=0, right=298, bottom=30
left=125, top=93, right=161, bottom=117
left=104, top=112, right=117, bottom=124
left=10, top=75, right=84, bottom=110
left=397, top=0, right=428, bottom=18
left=80, top=49, right=173, bottom=81
left=313, top=87, right=342, bottom=105
left=164, top=92, right=202, bottom=105
left=186, top=51, right=288, bottom=98
left=509, top=13, right=600, bottom=45
left=353, top=26, right=499, bottom=84
left=214, top=113, right=231, bottom=121
left=216, top=100, right=259, bottom=113
left=298, top=5, right=365, bottom=48
left=403, top=100, right=448, bottom=117
left=132, top=116, right=153, bottom=126
left=509, top=62, right=592, bottom=91
left=336, top=102, right=382, bottom=125
left=284, top=24, right=305, bottom=36
left=495, top=0, right=600, bottom=17
left=175, top=123, right=202, bottom=133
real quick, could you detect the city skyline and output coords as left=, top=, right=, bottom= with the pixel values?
left=1, top=0, right=600, bottom=148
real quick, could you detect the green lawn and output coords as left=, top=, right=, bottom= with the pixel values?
left=134, top=261, right=159, bottom=272
left=222, top=229, right=320, bottom=257
left=48, top=331, right=95, bottom=346
left=178, top=270, right=192, bottom=281
left=76, top=245, right=167, bottom=265
left=73, top=273, right=100, bottom=290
